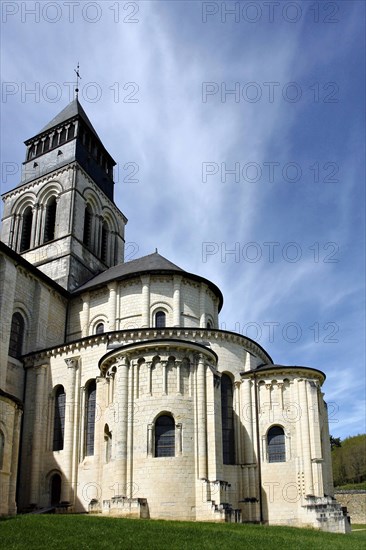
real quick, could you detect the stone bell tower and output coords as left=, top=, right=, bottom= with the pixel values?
left=0, top=97, right=127, bottom=291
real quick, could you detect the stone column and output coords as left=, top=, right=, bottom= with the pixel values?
left=110, top=231, right=116, bottom=266
left=8, top=406, right=23, bottom=515
left=234, top=381, right=242, bottom=464
left=320, top=393, right=334, bottom=497
left=297, top=379, right=314, bottom=495
left=173, top=275, right=181, bottom=326
left=196, top=355, right=207, bottom=479
left=14, top=214, right=21, bottom=251
left=140, top=275, right=150, bottom=328
left=176, top=423, right=182, bottom=455
left=115, top=358, right=129, bottom=496
left=71, top=361, right=81, bottom=500
left=127, top=361, right=134, bottom=497
left=108, top=282, right=117, bottom=331
left=80, top=293, right=90, bottom=337
left=162, top=360, right=167, bottom=395
left=30, top=365, right=47, bottom=505
left=8, top=213, right=16, bottom=248
left=46, top=392, right=54, bottom=451
left=199, top=283, right=206, bottom=328
left=60, top=358, right=78, bottom=503
left=248, top=465, right=257, bottom=521
left=147, top=362, right=153, bottom=395
left=241, top=466, right=249, bottom=521
left=95, top=214, right=102, bottom=256
left=241, top=379, right=254, bottom=464
left=79, top=385, right=86, bottom=462
left=176, top=361, right=182, bottom=394
left=307, top=382, right=323, bottom=496
left=147, top=423, right=153, bottom=456
left=31, top=203, right=41, bottom=248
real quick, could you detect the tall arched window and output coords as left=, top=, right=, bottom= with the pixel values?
left=101, top=222, right=109, bottom=263
left=86, top=380, right=96, bottom=456
left=155, top=415, right=175, bottom=457
left=221, top=374, right=235, bottom=464
left=20, top=206, right=33, bottom=252
left=43, top=196, right=57, bottom=243
left=83, top=204, right=92, bottom=249
left=0, top=430, right=4, bottom=470
left=155, top=311, right=166, bottom=328
left=267, top=426, right=286, bottom=463
left=9, top=312, right=25, bottom=358
left=53, top=386, right=66, bottom=451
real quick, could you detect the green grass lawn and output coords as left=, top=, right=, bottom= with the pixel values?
left=0, top=515, right=365, bottom=550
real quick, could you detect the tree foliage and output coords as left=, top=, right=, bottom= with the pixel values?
left=331, top=434, right=366, bottom=487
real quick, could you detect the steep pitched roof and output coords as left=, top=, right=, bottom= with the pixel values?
left=34, top=98, right=100, bottom=140
left=74, top=251, right=223, bottom=310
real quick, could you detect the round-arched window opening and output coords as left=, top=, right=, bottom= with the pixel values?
left=96, top=322, right=104, bottom=335
left=267, top=426, right=286, bottom=463
left=155, top=415, right=175, bottom=457
left=9, top=312, right=25, bottom=358
left=155, top=311, right=166, bottom=328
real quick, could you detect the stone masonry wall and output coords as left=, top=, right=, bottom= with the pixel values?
left=334, top=491, right=366, bottom=524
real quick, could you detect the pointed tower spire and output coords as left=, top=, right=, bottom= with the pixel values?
left=74, top=62, right=81, bottom=99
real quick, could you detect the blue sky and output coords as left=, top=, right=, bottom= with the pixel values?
left=0, top=1, right=365, bottom=440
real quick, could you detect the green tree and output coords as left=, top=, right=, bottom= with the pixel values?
left=332, top=434, right=366, bottom=487
left=330, top=435, right=342, bottom=451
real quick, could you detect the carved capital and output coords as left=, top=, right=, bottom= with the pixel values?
left=64, top=358, right=79, bottom=369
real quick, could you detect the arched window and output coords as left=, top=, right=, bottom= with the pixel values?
left=155, top=415, right=175, bottom=457
left=83, top=204, right=92, bottom=249
left=59, top=127, right=67, bottom=145
left=43, top=137, right=50, bottom=153
left=104, top=424, right=112, bottom=463
left=95, top=322, right=104, bottom=335
left=43, top=196, right=57, bottom=243
left=20, top=206, right=33, bottom=252
left=69, top=124, right=75, bottom=140
left=86, top=380, right=96, bottom=456
left=207, top=320, right=213, bottom=329
left=155, top=311, right=166, bottom=328
left=53, top=386, right=66, bottom=451
left=267, top=426, right=286, bottom=463
left=27, top=145, right=35, bottom=160
left=101, top=222, right=109, bottom=264
left=9, top=312, right=25, bottom=358
left=0, top=430, right=4, bottom=470
left=50, top=473, right=61, bottom=506
left=221, top=374, right=235, bottom=464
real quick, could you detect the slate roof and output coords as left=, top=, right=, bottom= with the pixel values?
left=74, top=251, right=224, bottom=310
left=33, top=98, right=100, bottom=140
left=241, top=363, right=326, bottom=380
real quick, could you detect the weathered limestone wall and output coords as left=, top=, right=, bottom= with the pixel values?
left=334, top=491, right=366, bottom=524
left=66, top=273, right=220, bottom=339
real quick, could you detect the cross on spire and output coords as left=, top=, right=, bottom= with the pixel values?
left=74, top=62, right=81, bottom=98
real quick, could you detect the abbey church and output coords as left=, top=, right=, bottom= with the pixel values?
left=0, top=98, right=350, bottom=532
